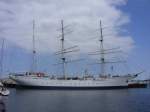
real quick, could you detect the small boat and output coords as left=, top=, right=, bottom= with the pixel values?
left=0, top=82, right=10, bottom=96
left=128, top=80, right=147, bottom=88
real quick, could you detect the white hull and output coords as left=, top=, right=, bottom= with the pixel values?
left=10, top=75, right=136, bottom=89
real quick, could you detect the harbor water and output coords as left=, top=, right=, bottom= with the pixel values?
left=1, top=88, right=150, bottom=112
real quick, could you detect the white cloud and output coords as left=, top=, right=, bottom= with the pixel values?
left=0, top=0, right=134, bottom=57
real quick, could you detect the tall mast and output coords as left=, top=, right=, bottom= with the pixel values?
left=31, top=20, right=36, bottom=73
left=99, top=20, right=105, bottom=76
left=0, top=39, right=4, bottom=76
left=61, top=20, right=66, bottom=79
left=89, top=20, right=123, bottom=76
left=55, top=20, right=80, bottom=79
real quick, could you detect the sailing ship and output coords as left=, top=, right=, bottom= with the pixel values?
left=10, top=20, right=138, bottom=89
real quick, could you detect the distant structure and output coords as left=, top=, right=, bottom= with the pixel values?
left=0, top=39, right=5, bottom=76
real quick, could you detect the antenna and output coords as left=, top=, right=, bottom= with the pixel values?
left=31, top=20, right=37, bottom=74
left=0, top=38, right=4, bottom=76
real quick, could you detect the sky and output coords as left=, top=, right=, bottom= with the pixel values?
left=121, top=0, right=150, bottom=79
left=0, top=0, right=150, bottom=79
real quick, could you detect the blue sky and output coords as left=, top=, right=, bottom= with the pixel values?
left=0, top=0, right=150, bottom=79
left=121, top=0, right=150, bottom=79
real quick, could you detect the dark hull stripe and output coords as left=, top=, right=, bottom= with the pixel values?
left=128, top=84, right=147, bottom=88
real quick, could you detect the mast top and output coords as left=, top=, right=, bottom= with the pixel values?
left=0, top=38, right=5, bottom=76
left=100, top=20, right=103, bottom=42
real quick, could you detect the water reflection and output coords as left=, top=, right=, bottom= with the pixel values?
left=4, top=88, right=150, bottom=112
left=0, top=96, right=6, bottom=112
